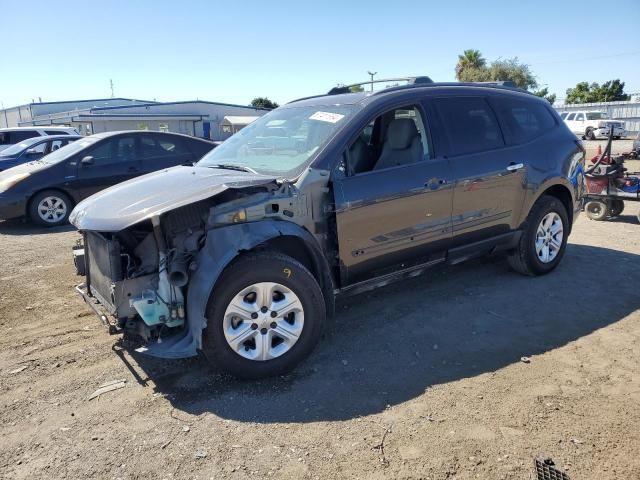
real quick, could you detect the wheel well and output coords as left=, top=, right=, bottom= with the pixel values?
left=541, top=184, right=573, bottom=227
left=258, top=236, right=316, bottom=278
left=252, top=235, right=335, bottom=317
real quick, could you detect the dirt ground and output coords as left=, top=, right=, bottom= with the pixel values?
left=1, top=140, right=639, bottom=480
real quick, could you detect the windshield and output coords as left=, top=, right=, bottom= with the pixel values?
left=0, top=138, right=40, bottom=156
left=38, top=137, right=98, bottom=164
left=197, top=105, right=355, bottom=175
left=586, top=112, right=609, bottom=120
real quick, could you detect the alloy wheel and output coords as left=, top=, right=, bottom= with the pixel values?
left=535, top=212, right=564, bottom=263
left=37, top=196, right=68, bottom=224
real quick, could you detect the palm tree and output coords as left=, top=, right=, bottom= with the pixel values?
left=455, top=49, right=486, bottom=80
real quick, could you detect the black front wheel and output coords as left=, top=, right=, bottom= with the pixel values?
left=609, top=199, right=624, bottom=217
left=202, top=252, right=325, bottom=379
left=508, top=195, right=569, bottom=276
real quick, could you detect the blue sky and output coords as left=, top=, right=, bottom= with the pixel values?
left=1, top=0, right=639, bottom=108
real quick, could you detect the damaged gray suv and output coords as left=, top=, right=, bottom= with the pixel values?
left=71, top=77, right=585, bottom=378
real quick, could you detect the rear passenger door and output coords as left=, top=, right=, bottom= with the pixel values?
left=138, top=135, right=193, bottom=173
left=433, top=96, right=525, bottom=245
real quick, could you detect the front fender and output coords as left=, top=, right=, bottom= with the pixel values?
left=139, top=220, right=333, bottom=359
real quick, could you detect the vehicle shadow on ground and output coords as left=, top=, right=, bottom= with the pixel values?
left=0, top=218, right=74, bottom=235
left=607, top=214, right=640, bottom=225
left=127, top=243, right=640, bottom=423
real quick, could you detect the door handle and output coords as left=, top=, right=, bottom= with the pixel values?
left=506, top=163, right=524, bottom=172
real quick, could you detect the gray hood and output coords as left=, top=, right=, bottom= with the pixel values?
left=70, top=165, right=277, bottom=231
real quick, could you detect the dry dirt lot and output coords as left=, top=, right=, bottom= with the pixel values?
left=1, top=141, right=639, bottom=480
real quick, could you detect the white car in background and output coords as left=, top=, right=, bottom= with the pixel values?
left=560, top=111, right=626, bottom=140
left=0, top=126, right=80, bottom=152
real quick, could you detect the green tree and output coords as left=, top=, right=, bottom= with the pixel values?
left=486, top=57, right=537, bottom=90
left=533, top=86, right=557, bottom=105
left=349, top=84, right=365, bottom=93
left=455, top=49, right=487, bottom=80
left=565, top=79, right=629, bottom=104
left=250, top=97, right=279, bottom=109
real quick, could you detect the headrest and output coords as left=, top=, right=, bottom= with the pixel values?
left=386, top=118, right=419, bottom=150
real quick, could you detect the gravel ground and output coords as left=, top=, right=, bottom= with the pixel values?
left=1, top=141, right=639, bottom=480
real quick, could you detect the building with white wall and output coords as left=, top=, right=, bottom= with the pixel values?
left=0, top=98, right=269, bottom=141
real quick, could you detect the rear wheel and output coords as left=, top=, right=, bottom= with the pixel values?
left=508, top=195, right=569, bottom=276
left=28, top=190, right=72, bottom=227
left=609, top=199, right=624, bottom=217
left=585, top=200, right=608, bottom=221
left=202, top=252, right=325, bottom=379
left=587, top=128, right=596, bottom=140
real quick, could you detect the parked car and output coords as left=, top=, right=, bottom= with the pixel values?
left=0, top=135, right=81, bottom=171
left=70, top=77, right=584, bottom=379
left=634, top=131, right=640, bottom=154
left=562, top=111, right=626, bottom=140
left=0, top=131, right=216, bottom=226
left=0, top=126, right=80, bottom=153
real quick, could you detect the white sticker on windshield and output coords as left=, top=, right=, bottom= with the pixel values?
left=309, top=111, right=345, bottom=123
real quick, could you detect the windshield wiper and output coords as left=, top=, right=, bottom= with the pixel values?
left=207, top=164, right=258, bottom=174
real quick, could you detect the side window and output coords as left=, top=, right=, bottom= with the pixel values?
left=575, top=113, right=584, bottom=121
left=158, top=137, right=190, bottom=155
left=50, top=140, right=66, bottom=151
left=45, top=130, right=68, bottom=135
left=434, top=97, right=504, bottom=156
left=115, top=137, right=136, bottom=161
left=491, top=97, right=557, bottom=144
left=11, top=131, right=39, bottom=143
left=29, top=141, right=48, bottom=154
left=345, top=104, right=430, bottom=175
left=566, top=113, right=576, bottom=121
left=86, top=140, right=115, bottom=163
left=559, top=112, right=568, bottom=120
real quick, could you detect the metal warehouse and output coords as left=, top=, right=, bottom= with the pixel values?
left=0, top=98, right=268, bottom=141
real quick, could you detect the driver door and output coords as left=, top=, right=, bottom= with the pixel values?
left=333, top=104, right=453, bottom=285
left=72, top=135, right=142, bottom=199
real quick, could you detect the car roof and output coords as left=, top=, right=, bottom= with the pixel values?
left=284, top=81, right=542, bottom=109
left=90, top=130, right=215, bottom=143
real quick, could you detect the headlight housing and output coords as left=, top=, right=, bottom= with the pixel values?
left=0, top=172, right=30, bottom=193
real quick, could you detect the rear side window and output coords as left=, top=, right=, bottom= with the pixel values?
left=491, top=97, right=557, bottom=145
left=0, top=130, right=40, bottom=144
left=140, top=136, right=190, bottom=159
left=566, top=113, right=576, bottom=121
left=45, top=130, right=69, bottom=135
left=434, top=97, right=504, bottom=156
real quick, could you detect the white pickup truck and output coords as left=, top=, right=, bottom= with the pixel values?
left=560, top=111, right=626, bottom=140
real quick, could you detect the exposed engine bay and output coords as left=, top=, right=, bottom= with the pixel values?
left=73, top=179, right=323, bottom=350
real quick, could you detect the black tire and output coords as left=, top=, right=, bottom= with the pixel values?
left=609, top=199, right=624, bottom=217
left=586, top=128, right=596, bottom=141
left=28, top=190, right=73, bottom=227
left=202, top=252, right=325, bottom=379
left=585, top=200, right=608, bottom=221
left=507, top=195, right=569, bottom=276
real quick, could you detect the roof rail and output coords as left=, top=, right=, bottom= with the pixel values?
left=327, top=76, right=433, bottom=95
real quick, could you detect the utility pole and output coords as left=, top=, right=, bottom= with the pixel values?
left=367, top=71, right=378, bottom=92
left=110, top=79, right=115, bottom=98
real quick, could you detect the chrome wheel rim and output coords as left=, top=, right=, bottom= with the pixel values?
left=223, top=282, right=304, bottom=361
left=37, top=196, right=67, bottom=223
left=535, top=212, right=564, bottom=263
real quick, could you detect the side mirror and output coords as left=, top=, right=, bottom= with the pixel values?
left=81, top=155, right=94, bottom=166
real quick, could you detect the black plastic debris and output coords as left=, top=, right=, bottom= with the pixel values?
left=535, top=458, right=570, bottom=480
